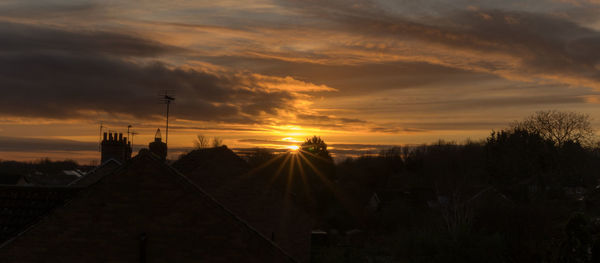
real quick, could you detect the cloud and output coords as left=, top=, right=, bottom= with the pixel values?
left=234, top=139, right=406, bottom=161
left=295, top=113, right=366, bottom=125
left=247, top=1, right=600, bottom=88
left=0, top=1, right=102, bottom=21
left=237, top=138, right=298, bottom=146
left=1, top=1, right=599, bottom=151
left=369, top=127, right=426, bottom=133
left=0, top=22, right=180, bottom=57
left=0, top=136, right=97, bottom=152
left=0, top=22, right=334, bottom=125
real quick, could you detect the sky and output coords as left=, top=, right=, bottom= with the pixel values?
left=0, top=0, right=600, bottom=163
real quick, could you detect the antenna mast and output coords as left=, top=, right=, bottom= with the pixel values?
left=99, top=121, right=104, bottom=152
left=131, top=131, right=138, bottom=150
left=160, top=90, right=175, bottom=146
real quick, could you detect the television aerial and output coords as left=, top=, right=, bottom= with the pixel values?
left=158, top=89, right=175, bottom=146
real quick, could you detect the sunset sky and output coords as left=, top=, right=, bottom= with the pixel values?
left=1, top=0, right=600, bottom=163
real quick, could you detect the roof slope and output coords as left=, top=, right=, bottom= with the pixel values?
left=68, top=158, right=121, bottom=186
left=173, top=147, right=313, bottom=262
left=0, top=186, right=79, bottom=245
left=0, top=150, right=297, bottom=262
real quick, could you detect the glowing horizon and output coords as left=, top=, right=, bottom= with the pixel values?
left=1, top=0, right=600, bottom=163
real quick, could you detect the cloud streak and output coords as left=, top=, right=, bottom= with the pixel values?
left=0, top=22, right=336, bottom=126
left=1, top=1, right=600, bottom=159
left=278, top=2, right=600, bottom=88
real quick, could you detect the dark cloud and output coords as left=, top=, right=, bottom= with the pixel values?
left=369, top=127, right=425, bottom=133
left=237, top=139, right=297, bottom=146
left=201, top=56, right=498, bottom=95
left=283, top=1, right=600, bottom=85
left=0, top=22, right=180, bottom=57
left=351, top=94, right=588, bottom=117
left=0, top=136, right=97, bottom=152
left=363, top=120, right=509, bottom=133
left=296, top=114, right=366, bottom=124
left=395, top=95, right=586, bottom=111
left=0, top=22, right=308, bottom=124
left=0, top=2, right=102, bottom=20
left=329, top=143, right=399, bottom=150
left=398, top=121, right=508, bottom=131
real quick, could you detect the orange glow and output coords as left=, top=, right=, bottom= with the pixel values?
left=287, top=145, right=300, bottom=151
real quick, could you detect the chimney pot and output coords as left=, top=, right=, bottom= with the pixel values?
left=103, top=132, right=107, bottom=141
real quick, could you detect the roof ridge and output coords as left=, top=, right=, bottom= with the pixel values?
left=0, top=151, right=299, bottom=262
left=67, top=158, right=121, bottom=186
left=151, top=152, right=298, bottom=262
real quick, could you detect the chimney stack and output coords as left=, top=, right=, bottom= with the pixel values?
left=100, top=128, right=133, bottom=164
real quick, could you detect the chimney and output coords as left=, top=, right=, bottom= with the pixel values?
left=100, top=129, right=133, bottom=164
left=149, top=128, right=167, bottom=161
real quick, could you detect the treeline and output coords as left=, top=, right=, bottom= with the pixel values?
left=0, top=158, right=81, bottom=176
left=312, top=111, right=600, bottom=262
left=237, top=110, right=600, bottom=262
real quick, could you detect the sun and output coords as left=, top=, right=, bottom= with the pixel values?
left=287, top=145, right=300, bottom=152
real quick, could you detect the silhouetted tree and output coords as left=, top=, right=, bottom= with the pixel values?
left=211, top=137, right=223, bottom=147
left=485, top=129, right=556, bottom=200
left=301, top=136, right=332, bottom=160
left=511, top=110, right=595, bottom=146
left=297, top=136, right=338, bottom=219
left=300, top=136, right=335, bottom=181
left=194, top=134, right=209, bottom=149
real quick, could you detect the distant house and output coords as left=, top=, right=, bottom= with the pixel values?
left=23, top=169, right=83, bottom=186
left=364, top=192, right=382, bottom=213
left=0, top=150, right=298, bottom=262
left=0, top=174, right=27, bottom=186
left=68, top=158, right=121, bottom=187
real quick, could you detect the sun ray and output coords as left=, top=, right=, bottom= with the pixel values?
left=285, top=153, right=296, bottom=195
left=245, top=152, right=287, bottom=176
left=297, top=152, right=353, bottom=211
left=296, top=152, right=330, bottom=185
left=293, top=152, right=312, bottom=202
left=297, top=149, right=332, bottom=162
left=267, top=153, right=292, bottom=189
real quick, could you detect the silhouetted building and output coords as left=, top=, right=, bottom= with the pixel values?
left=101, top=132, right=132, bottom=164
left=0, top=174, right=26, bottom=185
left=24, top=170, right=83, bottom=186
left=149, top=128, right=167, bottom=160
left=0, top=150, right=297, bottom=262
